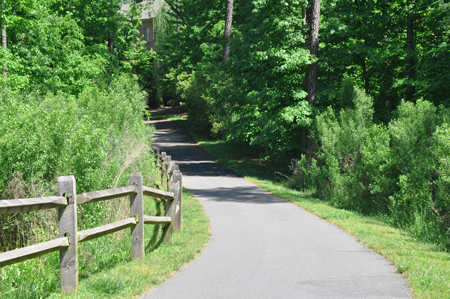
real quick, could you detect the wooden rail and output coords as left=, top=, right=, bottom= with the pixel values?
left=77, top=186, right=137, bottom=205
left=0, top=151, right=182, bottom=295
left=0, top=237, right=70, bottom=268
left=78, top=217, right=138, bottom=243
left=0, top=196, right=68, bottom=214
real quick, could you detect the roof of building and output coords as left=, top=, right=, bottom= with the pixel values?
left=121, top=0, right=161, bottom=20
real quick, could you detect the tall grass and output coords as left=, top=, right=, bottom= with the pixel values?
left=0, top=74, right=159, bottom=298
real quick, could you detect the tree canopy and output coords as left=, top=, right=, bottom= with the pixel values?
left=155, top=0, right=449, bottom=158
left=0, top=0, right=155, bottom=94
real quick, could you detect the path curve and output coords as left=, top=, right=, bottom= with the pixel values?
left=142, top=119, right=411, bottom=299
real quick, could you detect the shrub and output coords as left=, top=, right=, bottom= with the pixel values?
left=0, top=75, right=159, bottom=298
left=314, top=83, right=386, bottom=212
left=295, top=82, right=450, bottom=249
left=386, top=100, right=449, bottom=245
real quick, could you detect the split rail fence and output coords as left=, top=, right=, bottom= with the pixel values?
left=0, top=150, right=180, bottom=294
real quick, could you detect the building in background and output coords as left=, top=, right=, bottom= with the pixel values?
left=121, top=0, right=160, bottom=51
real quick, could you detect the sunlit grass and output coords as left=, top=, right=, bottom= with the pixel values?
left=20, top=188, right=209, bottom=299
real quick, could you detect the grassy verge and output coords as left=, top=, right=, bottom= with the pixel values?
left=164, top=115, right=450, bottom=299
left=45, top=188, right=210, bottom=299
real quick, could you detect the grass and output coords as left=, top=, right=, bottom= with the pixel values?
left=57, top=188, right=210, bottom=299
left=163, top=114, right=450, bottom=299
left=0, top=188, right=209, bottom=299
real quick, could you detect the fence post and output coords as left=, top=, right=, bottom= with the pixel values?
left=155, top=149, right=161, bottom=168
left=163, top=182, right=179, bottom=243
left=160, top=152, right=167, bottom=184
left=173, top=170, right=182, bottom=232
left=130, top=173, right=144, bottom=259
left=168, top=162, right=177, bottom=187
left=57, top=176, right=78, bottom=294
left=166, top=155, right=172, bottom=190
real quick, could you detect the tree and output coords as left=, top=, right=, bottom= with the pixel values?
left=225, top=0, right=313, bottom=156
left=0, top=0, right=109, bottom=93
left=222, top=0, right=233, bottom=61
left=53, top=0, right=143, bottom=77
left=406, top=7, right=415, bottom=101
left=306, top=0, right=321, bottom=106
left=1, top=3, right=6, bottom=78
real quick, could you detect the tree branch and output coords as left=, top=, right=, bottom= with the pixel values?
left=164, top=0, right=189, bottom=27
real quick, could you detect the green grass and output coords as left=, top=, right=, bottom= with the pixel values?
left=62, top=188, right=210, bottom=299
left=163, top=114, right=450, bottom=299
left=0, top=188, right=209, bottom=299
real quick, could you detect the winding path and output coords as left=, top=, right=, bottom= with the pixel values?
left=142, top=119, right=411, bottom=299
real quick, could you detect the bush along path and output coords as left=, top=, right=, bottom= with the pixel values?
left=143, top=118, right=412, bottom=299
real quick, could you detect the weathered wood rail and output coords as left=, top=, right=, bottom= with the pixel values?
left=0, top=151, right=181, bottom=294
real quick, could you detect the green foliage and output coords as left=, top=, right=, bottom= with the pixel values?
left=0, top=75, right=159, bottom=298
left=0, top=3, right=107, bottom=94
left=224, top=0, right=313, bottom=157
left=154, top=0, right=450, bottom=159
left=314, top=84, right=383, bottom=211
left=289, top=155, right=323, bottom=191
left=319, top=0, right=450, bottom=122
left=296, top=81, right=450, bottom=249
left=385, top=100, right=449, bottom=246
left=176, top=61, right=233, bottom=138
left=153, top=0, right=450, bottom=254
left=433, top=123, right=450, bottom=229
left=155, top=0, right=315, bottom=156
left=0, top=253, right=61, bottom=299
left=336, top=76, right=357, bottom=109
left=0, top=0, right=153, bottom=94
left=122, top=45, right=159, bottom=108
left=0, top=75, right=151, bottom=196
left=0, top=77, right=154, bottom=249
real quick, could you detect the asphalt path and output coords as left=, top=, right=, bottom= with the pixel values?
left=142, top=119, right=412, bottom=299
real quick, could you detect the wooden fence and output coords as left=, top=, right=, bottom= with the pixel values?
left=0, top=150, right=181, bottom=294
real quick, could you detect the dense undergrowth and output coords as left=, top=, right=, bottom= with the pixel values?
left=0, top=75, right=160, bottom=298
left=292, top=80, right=450, bottom=251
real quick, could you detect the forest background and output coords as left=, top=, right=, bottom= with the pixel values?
left=0, top=0, right=450, bottom=297
left=152, top=0, right=450, bottom=252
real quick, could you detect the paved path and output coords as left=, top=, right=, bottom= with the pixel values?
left=142, top=119, right=412, bottom=299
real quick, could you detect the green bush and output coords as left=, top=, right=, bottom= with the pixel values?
left=0, top=75, right=159, bottom=298
left=386, top=100, right=449, bottom=245
left=313, top=84, right=385, bottom=212
left=295, top=81, right=450, bottom=249
left=175, top=61, right=232, bottom=138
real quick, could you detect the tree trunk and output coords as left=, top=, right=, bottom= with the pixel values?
left=173, top=0, right=180, bottom=108
left=2, top=25, right=6, bottom=78
left=2, top=2, right=6, bottom=79
left=362, top=58, right=370, bottom=94
left=356, top=0, right=369, bottom=95
left=302, top=6, right=310, bottom=49
left=306, top=0, right=321, bottom=106
left=108, top=33, right=114, bottom=56
left=222, top=0, right=234, bottom=61
left=108, top=8, right=114, bottom=78
left=406, top=12, right=415, bottom=101
left=107, top=32, right=113, bottom=77
left=304, top=0, right=321, bottom=162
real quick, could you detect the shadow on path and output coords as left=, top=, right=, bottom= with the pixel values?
left=143, top=118, right=412, bottom=299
